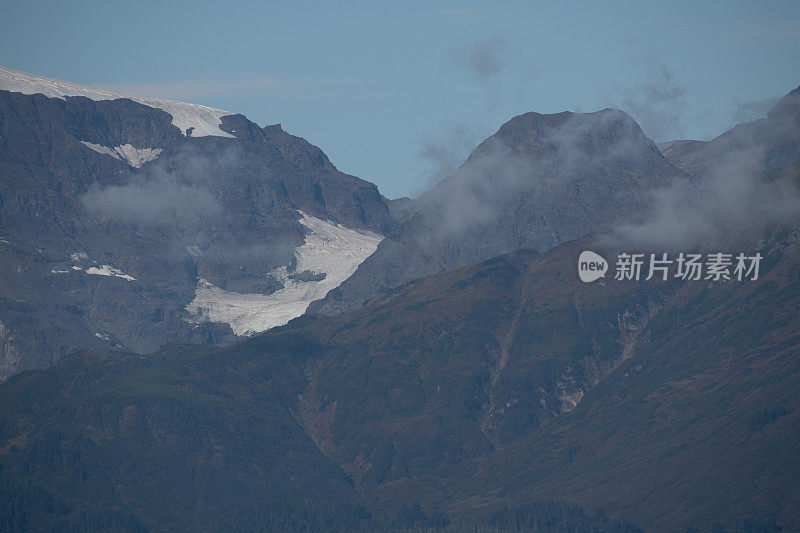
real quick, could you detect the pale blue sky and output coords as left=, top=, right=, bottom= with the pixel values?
left=2, top=1, right=799, bottom=197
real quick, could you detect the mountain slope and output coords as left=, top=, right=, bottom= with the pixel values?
left=462, top=233, right=800, bottom=530
left=0, top=338, right=372, bottom=531
left=1, top=224, right=798, bottom=530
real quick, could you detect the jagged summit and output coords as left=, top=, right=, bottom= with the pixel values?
left=470, top=107, right=659, bottom=165
left=496, top=107, right=637, bottom=135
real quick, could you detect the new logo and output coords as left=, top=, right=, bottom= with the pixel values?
left=578, top=251, right=608, bottom=283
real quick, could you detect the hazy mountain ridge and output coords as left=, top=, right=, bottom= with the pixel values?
left=659, top=85, right=800, bottom=180
left=310, top=107, right=689, bottom=316
left=313, top=88, right=800, bottom=316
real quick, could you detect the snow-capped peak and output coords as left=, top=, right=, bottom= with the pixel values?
left=0, top=66, right=234, bottom=138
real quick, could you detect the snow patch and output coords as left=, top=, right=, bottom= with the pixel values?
left=187, top=212, right=382, bottom=335
left=0, top=66, right=234, bottom=138
left=85, top=265, right=137, bottom=282
left=81, top=141, right=163, bottom=168
left=51, top=269, right=71, bottom=274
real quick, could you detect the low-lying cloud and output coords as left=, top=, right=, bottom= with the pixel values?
left=608, top=86, right=800, bottom=250
left=81, top=170, right=222, bottom=225
left=608, top=147, right=800, bottom=250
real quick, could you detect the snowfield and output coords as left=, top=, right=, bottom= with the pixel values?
left=85, top=265, right=137, bottom=282
left=187, top=212, right=383, bottom=335
left=80, top=142, right=163, bottom=168
left=0, top=66, right=234, bottom=138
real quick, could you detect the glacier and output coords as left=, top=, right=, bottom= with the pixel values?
left=0, top=66, right=234, bottom=138
left=187, top=212, right=383, bottom=335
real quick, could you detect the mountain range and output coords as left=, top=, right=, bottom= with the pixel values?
left=1, top=67, right=799, bottom=531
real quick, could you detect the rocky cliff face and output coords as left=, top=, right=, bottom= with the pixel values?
left=0, top=68, right=394, bottom=381
left=311, top=108, right=688, bottom=315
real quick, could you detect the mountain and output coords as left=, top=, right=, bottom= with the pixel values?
left=310, top=108, right=688, bottom=316
left=0, top=66, right=394, bottom=381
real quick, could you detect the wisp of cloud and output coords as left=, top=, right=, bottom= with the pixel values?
left=81, top=169, right=222, bottom=225
left=452, top=37, right=507, bottom=80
